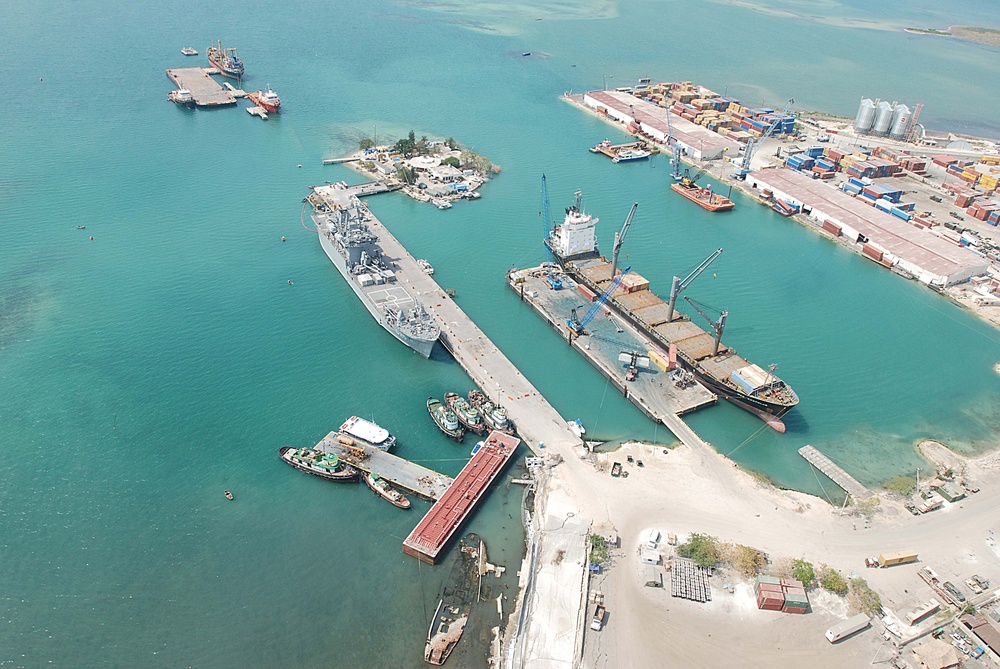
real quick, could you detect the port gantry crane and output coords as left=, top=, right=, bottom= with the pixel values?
left=566, top=266, right=631, bottom=337
left=733, top=97, right=795, bottom=180
left=665, top=248, right=723, bottom=323
left=684, top=296, right=728, bottom=357
left=667, top=113, right=684, bottom=182
left=611, top=202, right=639, bottom=279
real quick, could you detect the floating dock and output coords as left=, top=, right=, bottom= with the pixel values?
left=221, top=82, right=247, bottom=98
left=589, top=140, right=657, bottom=160
left=403, top=432, right=520, bottom=564
left=508, top=265, right=717, bottom=421
left=246, top=106, right=268, bottom=120
left=165, top=67, right=236, bottom=107
left=314, top=431, right=453, bottom=501
left=798, top=445, right=874, bottom=499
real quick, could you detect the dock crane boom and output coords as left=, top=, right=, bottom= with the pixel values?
left=567, top=266, right=630, bottom=335
left=541, top=174, right=553, bottom=261
left=684, top=297, right=727, bottom=356
left=734, top=97, right=795, bottom=179
left=611, top=202, right=639, bottom=279
left=665, top=248, right=722, bottom=323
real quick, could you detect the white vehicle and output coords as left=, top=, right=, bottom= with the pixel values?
left=644, top=529, right=661, bottom=550
left=590, top=604, right=606, bottom=631
left=825, top=614, right=870, bottom=643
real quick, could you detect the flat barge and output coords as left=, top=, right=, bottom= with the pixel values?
left=403, top=431, right=519, bottom=564
left=164, top=67, right=236, bottom=107
left=670, top=180, right=734, bottom=212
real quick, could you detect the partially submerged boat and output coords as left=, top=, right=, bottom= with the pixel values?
left=444, top=392, right=484, bottom=435
left=278, top=446, right=359, bottom=482
left=424, top=533, right=487, bottom=665
left=364, top=472, right=410, bottom=509
left=468, top=390, right=514, bottom=435
left=428, top=397, right=464, bottom=441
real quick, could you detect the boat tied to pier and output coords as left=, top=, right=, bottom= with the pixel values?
left=206, top=40, right=244, bottom=80
left=444, top=392, right=484, bottom=435
left=612, top=147, right=652, bottom=163
left=468, top=390, right=514, bottom=435
left=339, top=416, right=397, bottom=452
left=670, top=176, right=735, bottom=212
left=307, top=184, right=441, bottom=358
left=167, top=89, right=195, bottom=108
left=424, top=533, right=486, bottom=665
left=544, top=189, right=797, bottom=430
left=278, top=446, right=359, bottom=482
left=427, top=397, right=464, bottom=441
left=246, top=85, right=280, bottom=113
left=364, top=472, right=411, bottom=509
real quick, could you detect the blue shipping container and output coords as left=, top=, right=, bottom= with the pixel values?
left=890, top=208, right=913, bottom=221
left=842, top=183, right=862, bottom=195
left=875, top=199, right=894, bottom=212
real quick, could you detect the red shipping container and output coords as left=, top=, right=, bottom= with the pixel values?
left=862, top=244, right=883, bottom=262
left=782, top=606, right=807, bottom=614
left=758, top=583, right=783, bottom=594
left=577, top=284, right=597, bottom=302
left=822, top=221, right=842, bottom=236
left=783, top=586, right=807, bottom=597
left=780, top=578, right=803, bottom=589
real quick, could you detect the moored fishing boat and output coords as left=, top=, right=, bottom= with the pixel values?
left=427, top=397, right=464, bottom=441
left=424, top=533, right=486, bottom=665
left=278, top=446, right=359, bottom=482
left=468, top=390, right=514, bottom=435
left=444, top=391, right=484, bottom=435
left=364, top=472, right=411, bottom=509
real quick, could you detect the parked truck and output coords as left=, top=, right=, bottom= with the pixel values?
left=877, top=551, right=918, bottom=568
left=590, top=604, right=606, bottom=631
left=825, top=614, right=871, bottom=643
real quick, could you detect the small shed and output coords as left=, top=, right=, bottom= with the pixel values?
left=938, top=482, right=966, bottom=503
left=640, top=548, right=661, bottom=565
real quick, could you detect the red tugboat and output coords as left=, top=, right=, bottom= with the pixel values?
left=247, top=86, right=280, bottom=113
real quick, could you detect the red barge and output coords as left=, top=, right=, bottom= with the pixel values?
left=403, top=431, right=519, bottom=564
left=670, top=180, right=735, bottom=212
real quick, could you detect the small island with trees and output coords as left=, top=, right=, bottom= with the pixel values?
left=339, top=131, right=500, bottom=209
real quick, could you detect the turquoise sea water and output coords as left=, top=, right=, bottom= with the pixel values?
left=3, top=0, right=1000, bottom=665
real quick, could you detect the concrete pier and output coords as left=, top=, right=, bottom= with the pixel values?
left=314, top=431, right=453, bottom=501
left=508, top=266, right=718, bottom=424
left=798, top=445, right=874, bottom=499
left=165, top=67, right=236, bottom=107
left=310, top=184, right=586, bottom=456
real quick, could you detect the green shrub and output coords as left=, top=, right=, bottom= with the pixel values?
left=676, top=533, right=719, bottom=568
left=847, top=577, right=881, bottom=614
left=589, top=534, right=610, bottom=568
left=791, top=559, right=815, bottom=586
left=884, top=475, right=916, bottom=496
left=818, top=565, right=848, bottom=595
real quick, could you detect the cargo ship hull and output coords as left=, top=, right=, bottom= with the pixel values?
left=670, top=182, right=735, bottom=212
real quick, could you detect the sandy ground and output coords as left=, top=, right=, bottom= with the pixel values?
left=512, top=434, right=1000, bottom=669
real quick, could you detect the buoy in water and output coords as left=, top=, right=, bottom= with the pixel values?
left=297, top=164, right=302, bottom=168
left=287, top=280, right=293, bottom=285
left=89, top=236, right=94, bottom=240
left=281, top=236, right=286, bottom=242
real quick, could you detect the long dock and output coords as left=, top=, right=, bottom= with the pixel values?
left=165, top=67, right=236, bottom=107
left=798, top=445, right=874, bottom=499
left=508, top=266, right=717, bottom=423
left=310, top=184, right=586, bottom=456
left=403, top=432, right=520, bottom=563
left=314, top=431, right=453, bottom=501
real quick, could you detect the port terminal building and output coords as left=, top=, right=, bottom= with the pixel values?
left=747, top=168, right=990, bottom=286
left=582, top=90, right=740, bottom=161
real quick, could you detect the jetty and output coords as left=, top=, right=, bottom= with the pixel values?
left=509, top=266, right=717, bottom=422
left=310, top=183, right=586, bottom=457
left=246, top=106, right=268, bottom=120
left=403, top=432, right=520, bottom=563
left=221, top=81, right=247, bottom=98
left=165, top=67, right=236, bottom=107
left=798, top=445, right=874, bottom=499
left=314, top=431, right=452, bottom=501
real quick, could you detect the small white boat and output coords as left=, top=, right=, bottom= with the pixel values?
left=433, top=199, right=453, bottom=210
left=181, top=47, right=198, bottom=56
left=417, top=259, right=434, bottom=275
left=568, top=419, right=585, bottom=437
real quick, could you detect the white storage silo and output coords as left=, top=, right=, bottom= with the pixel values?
left=872, top=101, right=894, bottom=135
left=854, top=98, right=876, bottom=133
left=889, top=104, right=911, bottom=139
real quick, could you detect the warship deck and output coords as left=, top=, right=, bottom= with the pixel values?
left=508, top=266, right=717, bottom=420
left=314, top=432, right=453, bottom=502
left=165, top=67, right=236, bottom=107
left=403, top=432, right=520, bottom=564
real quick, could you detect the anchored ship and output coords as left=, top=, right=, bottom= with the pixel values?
left=206, top=41, right=244, bottom=80
left=307, top=185, right=440, bottom=358
left=247, top=86, right=280, bottom=113
left=544, top=190, right=797, bottom=430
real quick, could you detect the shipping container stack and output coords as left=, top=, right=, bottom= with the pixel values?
left=755, top=575, right=810, bottom=614
left=967, top=201, right=999, bottom=223
left=658, top=81, right=795, bottom=146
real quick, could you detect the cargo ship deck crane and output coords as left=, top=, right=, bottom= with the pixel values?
left=567, top=266, right=630, bottom=336
left=684, top=297, right=727, bottom=356
left=734, top=97, right=795, bottom=180
left=611, top=202, right=638, bottom=279
left=540, top=174, right=562, bottom=289
left=665, top=248, right=722, bottom=323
